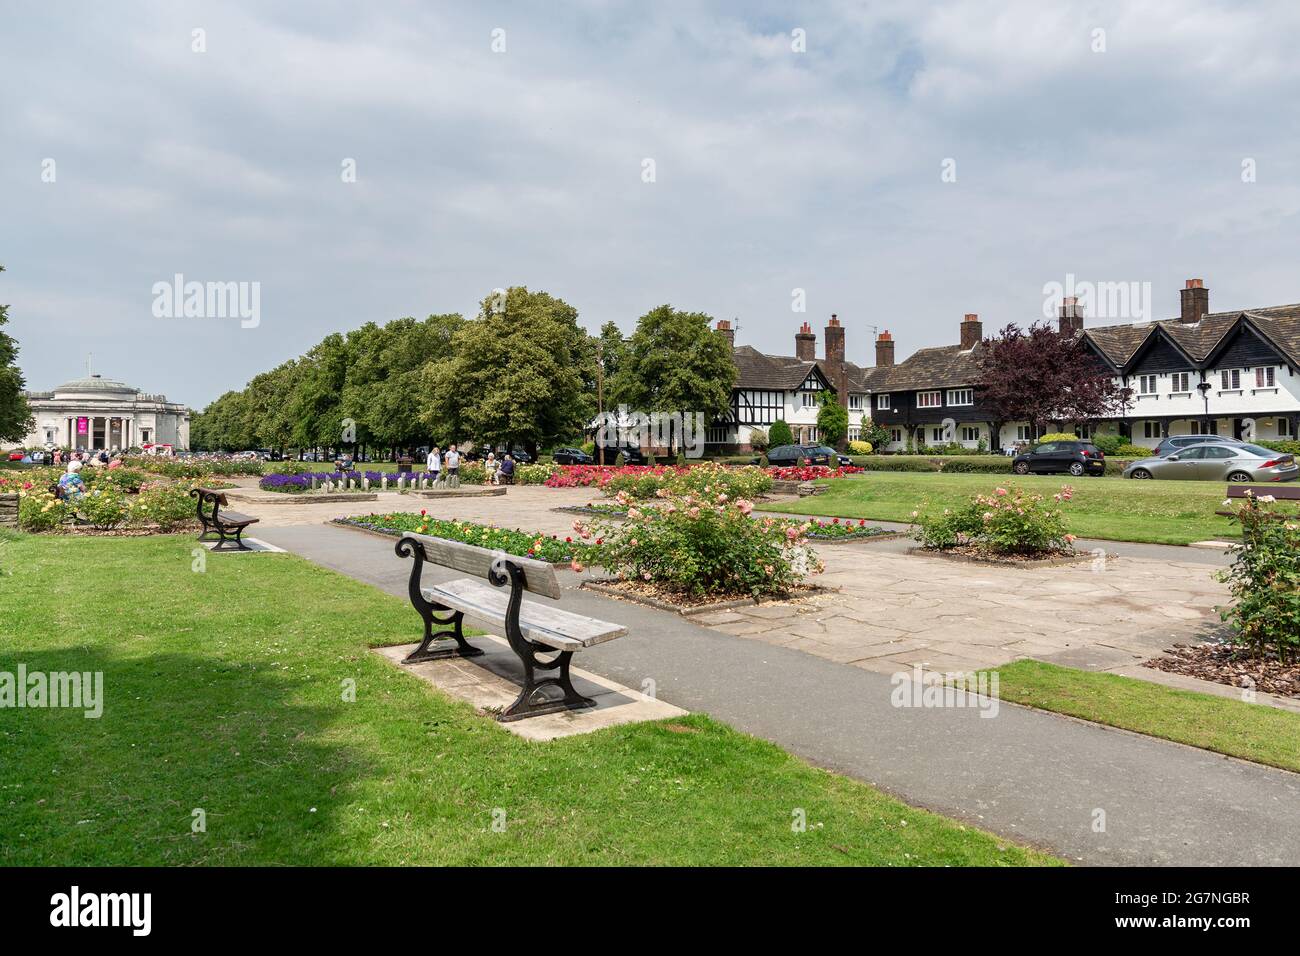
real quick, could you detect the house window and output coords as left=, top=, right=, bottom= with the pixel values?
left=1279, top=418, right=1294, bottom=437
left=1075, top=423, right=1091, bottom=439
left=960, top=426, right=980, bottom=442
left=1016, top=425, right=1034, bottom=441
left=917, top=391, right=942, bottom=409
left=1143, top=422, right=1160, bottom=440
left=947, top=388, right=973, bottom=406
left=889, top=429, right=903, bottom=444
left=1170, top=372, right=1190, bottom=393
left=44, top=428, right=55, bottom=444
left=1256, top=367, right=1277, bottom=388
left=1220, top=369, right=1242, bottom=390
left=706, top=426, right=730, bottom=445
left=1138, top=375, right=1158, bottom=395
left=848, top=394, right=862, bottom=410
left=876, top=394, right=891, bottom=410
left=931, top=427, right=946, bottom=443
left=847, top=427, right=860, bottom=441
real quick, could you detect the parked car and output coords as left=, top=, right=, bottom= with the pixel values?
left=804, top=444, right=854, bottom=467
left=760, top=444, right=835, bottom=467
left=466, top=445, right=534, bottom=464
left=1123, top=442, right=1299, bottom=482
left=551, top=446, right=594, bottom=465
left=1152, top=434, right=1247, bottom=457
left=1012, top=440, right=1106, bottom=477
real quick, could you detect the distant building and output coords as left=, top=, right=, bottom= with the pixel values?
left=713, top=315, right=870, bottom=451
left=12, top=373, right=190, bottom=451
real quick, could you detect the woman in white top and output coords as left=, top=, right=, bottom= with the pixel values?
left=426, top=446, right=441, bottom=484
left=485, top=452, right=498, bottom=485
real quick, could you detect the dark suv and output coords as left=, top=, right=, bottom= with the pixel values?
left=761, top=444, right=833, bottom=466
left=1012, top=440, right=1106, bottom=477
left=551, top=446, right=594, bottom=465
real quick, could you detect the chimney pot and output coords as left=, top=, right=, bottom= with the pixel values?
left=1180, top=278, right=1209, bottom=323
left=960, top=313, right=983, bottom=349
left=795, top=322, right=816, bottom=360
left=875, top=329, right=895, bottom=367
left=714, top=318, right=735, bottom=348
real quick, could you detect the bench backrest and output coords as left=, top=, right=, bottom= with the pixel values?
left=1225, top=484, right=1300, bottom=500
left=401, top=532, right=561, bottom=599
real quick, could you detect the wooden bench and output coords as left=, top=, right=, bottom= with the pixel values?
left=395, top=532, right=627, bottom=722
left=190, top=487, right=260, bottom=551
left=1215, top=483, right=1300, bottom=519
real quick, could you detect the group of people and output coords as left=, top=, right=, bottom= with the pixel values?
left=423, top=444, right=516, bottom=487
left=50, top=450, right=126, bottom=502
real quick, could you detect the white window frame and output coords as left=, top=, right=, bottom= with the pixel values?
left=1220, top=368, right=1242, bottom=391
left=1143, top=422, right=1160, bottom=440
left=889, top=428, right=903, bottom=443
left=917, top=390, right=942, bottom=409
left=1170, top=372, right=1190, bottom=394
left=1279, top=418, right=1294, bottom=437
left=800, top=391, right=818, bottom=409
left=1256, top=366, right=1277, bottom=388
left=848, top=394, right=862, bottom=410
left=876, top=394, right=891, bottom=410
left=960, top=425, right=980, bottom=443
left=1138, top=374, right=1158, bottom=395
left=930, top=427, right=946, bottom=444
left=847, top=426, right=860, bottom=441
left=946, top=388, right=973, bottom=407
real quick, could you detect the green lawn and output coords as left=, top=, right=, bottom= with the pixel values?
left=759, top=471, right=1242, bottom=545
left=0, top=531, right=1056, bottom=866
left=988, top=660, right=1300, bottom=773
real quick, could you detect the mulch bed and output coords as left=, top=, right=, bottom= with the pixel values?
left=907, top=545, right=1109, bottom=568
left=1143, top=643, right=1300, bottom=699
left=582, top=577, right=834, bottom=616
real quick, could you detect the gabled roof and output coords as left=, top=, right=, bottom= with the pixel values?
left=860, top=343, right=984, bottom=392
left=731, top=346, right=867, bottom=392
left=1083, top=304, right=1300, bottom=371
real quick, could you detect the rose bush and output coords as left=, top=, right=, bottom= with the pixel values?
left=1217, top=491, right=1300, bottom=662
left=912, top=484, right=1075, bottom=555
left=339, top=512, right=588, bottom=563
left=577, top=490, right=822, bottom=597
left=764, top=464, right=863, bottom=481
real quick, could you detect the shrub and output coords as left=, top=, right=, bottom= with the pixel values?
left=748, top=427, right=769, bottom=451
left=131, top=483, right=198, bottom=531
left=912, top=484, right=1075, bottom=555
left=578, top=492, right=823, bottom=597
left=1091, top=434, right=1124, bottom=456
left=341, top=513, right=588, bottom=563
left=848, top=440, right=873, bottom=455
left=769, top=420, right=794, bottom=447
left=1255, top=439, right=1300, bottom=457
left=1037, top=432, right=1078, bottom=443
left=1216, top=492, right=1300, bottom=662
left=1112, top=443, right=1150, bottom=458
left=77, top=487, right=131, bottom=530
left=17, top=487, right=69, bottom=531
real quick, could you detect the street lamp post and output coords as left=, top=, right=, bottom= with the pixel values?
left=1196, top=380, right=1212, bottom=434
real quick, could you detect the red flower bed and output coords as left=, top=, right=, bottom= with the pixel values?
left=543, top=464, right=689, bottom=489
left=764, top=465, right=863, bottom=481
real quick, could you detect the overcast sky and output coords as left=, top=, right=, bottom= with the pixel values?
left=3, top=0, right=1299, bottom=408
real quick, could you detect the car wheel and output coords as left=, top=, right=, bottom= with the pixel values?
left=1130, top=468, right=1152, bottom=480
left=1068, top=462, right=1085, bottom=477
left=1013, top=461, right=1029, bottom=475
left=1227, top=471, right=1253, bottom=483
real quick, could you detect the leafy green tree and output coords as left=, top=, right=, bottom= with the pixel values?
left=817, top=393, right=849, bottom=448
left=860, top=421, right=891, bottom=454
left=768, top=419, right=794, bottom=447
left=610, top=304, right=735, bottom=452
left=0, top=266, right=33, bottom=444
left=427, top=287, right=594, bottom=457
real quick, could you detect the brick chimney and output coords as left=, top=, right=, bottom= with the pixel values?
left=960, top=313, right=983, bottom=350
left=823, top=314, right=847, bottom=410
left=1058, top=296, right=1084, bottom=336
left=1180, top=278, right=1209, bottom=324
left=715, top=318, right=735, bottom=348
left=795, top=321, right=816, bottom=361
left=875, top=330, right=895, bottom=367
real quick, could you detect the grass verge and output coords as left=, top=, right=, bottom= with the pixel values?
left=988, top=659, right=1300, bottom=773
left=0, top=531, right=1056, bottom=866
left=758, top=471, right=1244, bottom=545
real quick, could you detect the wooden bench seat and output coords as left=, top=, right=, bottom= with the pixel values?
left=190, top=487, right=260, bottom=551
left=395, top=531, right=628, bottom=722
left=1215, top=483, right=1300, bottom=519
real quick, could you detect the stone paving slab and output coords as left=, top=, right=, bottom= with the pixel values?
left=373, top=637, right=687, bottom=742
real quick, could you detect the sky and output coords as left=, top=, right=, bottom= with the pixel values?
left=3, top=0, right=1300, bottom=409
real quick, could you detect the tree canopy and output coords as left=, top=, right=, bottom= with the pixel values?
left=0, top=266, right=34, bottom=444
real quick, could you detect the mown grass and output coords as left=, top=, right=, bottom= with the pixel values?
left=758, top=471, right=1247, bottom=545
left=0, top=531, right=1057, bottom=866
left=987, top=660, right=1300, bottom=773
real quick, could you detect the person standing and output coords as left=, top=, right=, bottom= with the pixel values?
left=426, top=445, right=441, bottom=487
left=445, top=443, right=460, bottom=488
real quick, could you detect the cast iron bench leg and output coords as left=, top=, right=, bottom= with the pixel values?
left=498, top=647, right=596, bottom=723
left=395, top=538, right=484, bottom=662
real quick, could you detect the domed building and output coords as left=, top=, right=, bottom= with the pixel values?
left=15, top=373, right=190, bottom=451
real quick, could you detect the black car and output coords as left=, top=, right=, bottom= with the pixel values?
left=805, top=444, right=853, bottom=467
left=761, top=443, right=834, bottom=467
left=1012, top=440, right=1106, bottom=477
left=467, top=445, right=533, bottom=463
left=552, top=446, right=594, bottom=465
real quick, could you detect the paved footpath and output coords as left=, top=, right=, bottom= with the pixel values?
left=256, top=521, right=1300, bottom=867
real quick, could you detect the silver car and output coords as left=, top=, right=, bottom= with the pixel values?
left=1123, top=442, right=1299, bottom=482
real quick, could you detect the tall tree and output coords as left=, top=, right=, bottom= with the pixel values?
left=610, top=304, right=736, bottom=451
left=428, top=287, right=594, bottom=457
left=0, top=266, right=34, bottom=444
left=975, top=321, right=1130, bottom=432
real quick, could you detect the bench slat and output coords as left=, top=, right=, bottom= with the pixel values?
left=425, top=578, right=625, bottom=650
left=401, top=532, right=561, bottom=599
left=1226, top=484, right=1300, bottom=500
left=217, top=512, right=258, bottom=525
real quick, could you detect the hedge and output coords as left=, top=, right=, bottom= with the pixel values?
left=846, top=455, right=1141, bottom=476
